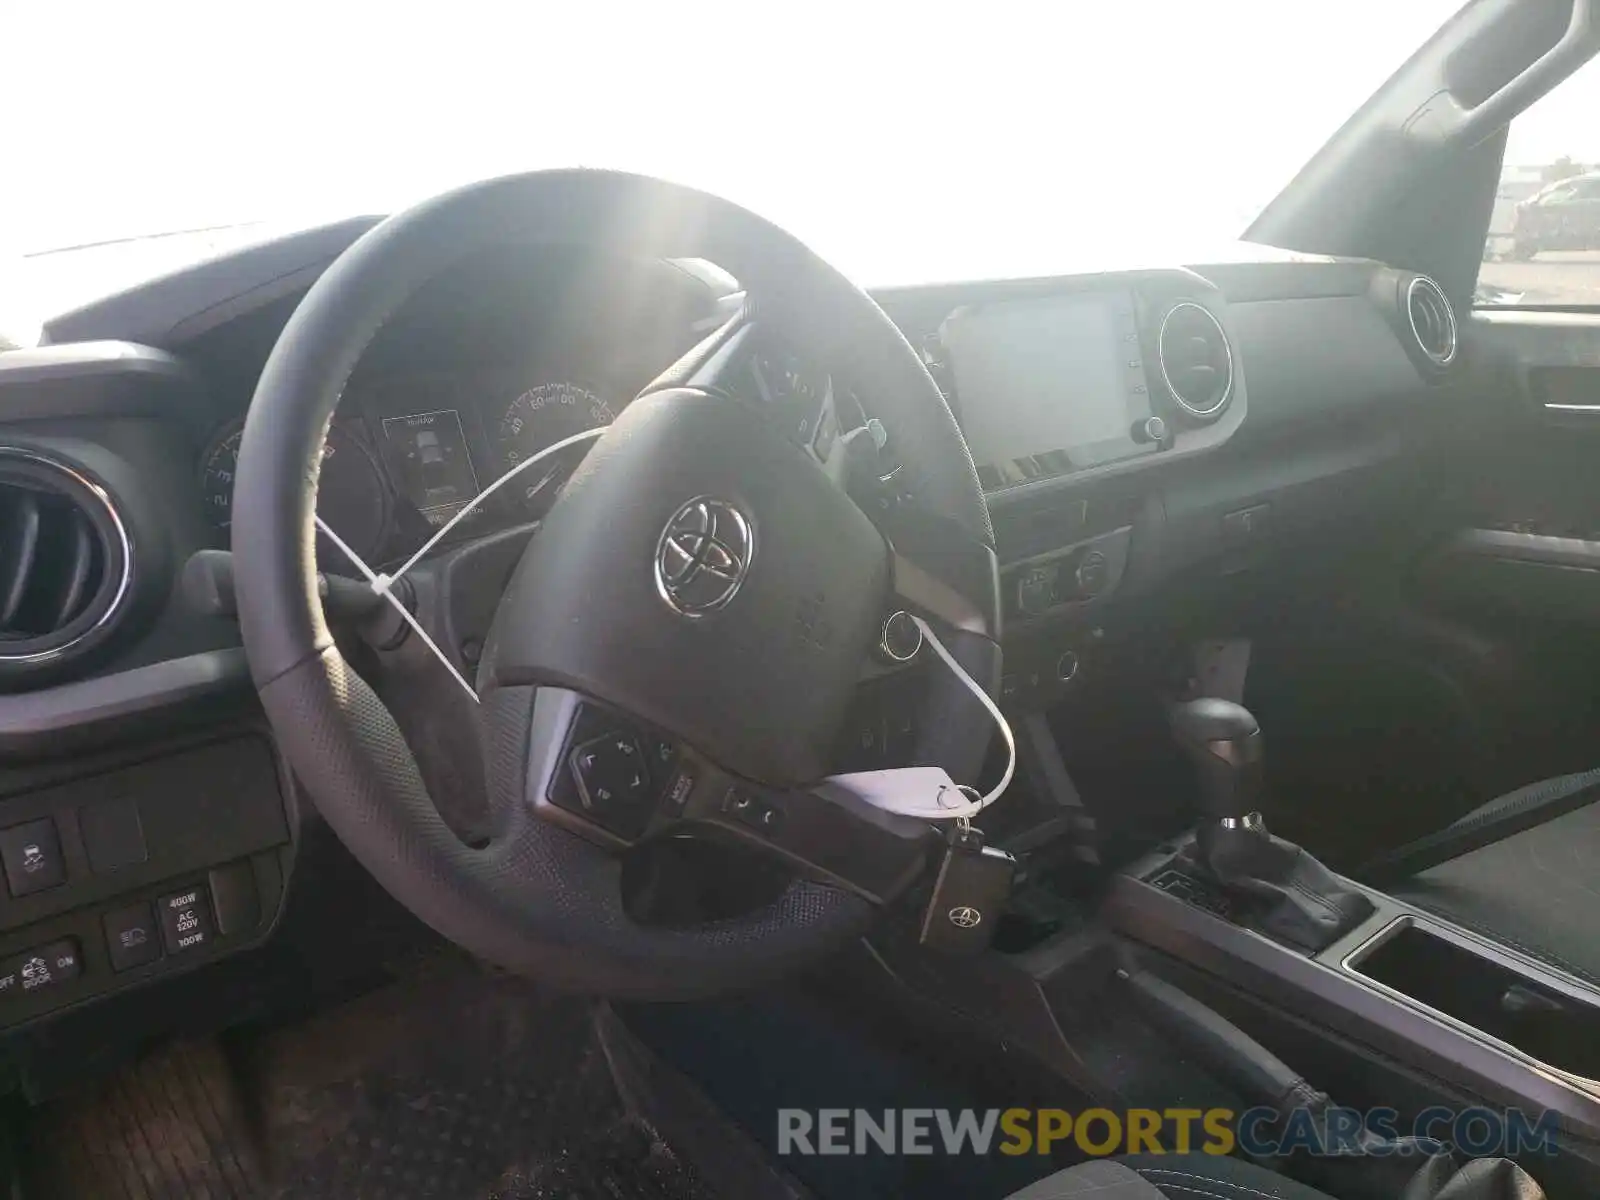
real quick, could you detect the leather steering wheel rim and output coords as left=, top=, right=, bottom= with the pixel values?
left=232, top=170, right=996, bottom=998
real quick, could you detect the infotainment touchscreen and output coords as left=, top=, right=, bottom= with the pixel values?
left=941, top=291, right=1157, bottom=490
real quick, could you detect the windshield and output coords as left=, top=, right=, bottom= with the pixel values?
left=4, top=1, right=1462, bottom=323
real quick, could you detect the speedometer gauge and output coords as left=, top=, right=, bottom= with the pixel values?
left=493, top=382, right=616, bottom=512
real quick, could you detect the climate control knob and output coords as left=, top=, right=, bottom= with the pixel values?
left=1016, top=566, right=1056, bottom=616
left=1074, top=550, right=1110, bottom=598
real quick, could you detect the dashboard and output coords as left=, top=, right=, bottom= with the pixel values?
left=0, top=235, right=1454, bottom=702
left=0, top=220, right=1461, bottom=1041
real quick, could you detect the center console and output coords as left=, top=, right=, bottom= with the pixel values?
left=889, top=270, right=1250, bottom=720
left=1107, top=849, right=1600, bottom=1135
left=1099, top=684, right=1600, bottom=1135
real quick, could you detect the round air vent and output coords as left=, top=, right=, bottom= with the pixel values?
left=1158, top=301, right=1235, bottom=419
left=1406, top=275, right=1458, bottom=368
left=0, top=449, right=131, bottom=668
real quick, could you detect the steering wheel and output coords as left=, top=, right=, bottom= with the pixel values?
left=232, top=171, right=1001, bottom=999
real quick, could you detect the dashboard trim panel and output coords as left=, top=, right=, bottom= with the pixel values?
left=0, top=649, right=251, bottom=754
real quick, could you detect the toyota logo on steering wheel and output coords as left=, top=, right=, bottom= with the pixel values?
left=654, top=496, right=756, bottom=617
left=948, top=906, right=983, bottom=929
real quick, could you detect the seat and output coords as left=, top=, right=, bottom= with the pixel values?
left=1008, top=1153, right=1547, bottom=1199
left=1005, top=1155, right=1337, bottom=1199
left=1378, top=770, right=1600, bottom=987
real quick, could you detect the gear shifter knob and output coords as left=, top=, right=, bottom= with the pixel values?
left=1168, top=697, right=1263, bottom=820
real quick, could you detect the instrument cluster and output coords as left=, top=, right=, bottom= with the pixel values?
left=198, top=373, right=620, bottom=566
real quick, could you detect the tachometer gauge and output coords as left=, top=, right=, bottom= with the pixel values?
left=493, top=382, right=616, bottom=511
left=200, top=420, right=388, bottom=563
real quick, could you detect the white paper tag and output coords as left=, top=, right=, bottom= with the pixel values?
left=822, top=766, right=980, bottom=820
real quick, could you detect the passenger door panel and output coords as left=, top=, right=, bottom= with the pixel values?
left=1402, top=310, right=1600, bottom=799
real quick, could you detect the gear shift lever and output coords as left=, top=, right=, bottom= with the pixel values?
left=1168, top=697, right=1372, bottom=952
left=1168, top=697, right=1263, bottom=822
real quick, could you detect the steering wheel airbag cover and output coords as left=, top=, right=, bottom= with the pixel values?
left=484, top=387, right=887, bottom=787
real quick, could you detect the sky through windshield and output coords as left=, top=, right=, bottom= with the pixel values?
left=2, top=0, right=1559, bottom=301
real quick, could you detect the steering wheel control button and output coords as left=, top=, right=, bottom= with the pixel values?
left=643, top=735, right=678, bottom=781
left=662, top=768, right=697, bottom=815
left=572, top=733, right=649, bottom=808
left=0, top=939, right=83, bottom=998
left=654, top=496, right=756, bottom=617
left=103, top=902, right=163, bottom=972
left=157, top=887, right=216, bottom=955
left=568, top=730, right=656, bottom=839
left=1056, top=650, right=1081, bottom=683
left=0, top=818, right=66, bottom=897
left=877, top=610, right=924, bottom=663
left=722, top=787, right=783, bottom=834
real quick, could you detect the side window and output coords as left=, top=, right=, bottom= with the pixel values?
left=1478, top=55, right=1600, bottom=306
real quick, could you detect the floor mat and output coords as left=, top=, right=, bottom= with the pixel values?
left=620, top=992, right=1055, bottom=1200
left=26, top=955, right=714, bottom=1200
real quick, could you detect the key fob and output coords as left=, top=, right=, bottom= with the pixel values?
left=919, top=826, right=1015, bottom=954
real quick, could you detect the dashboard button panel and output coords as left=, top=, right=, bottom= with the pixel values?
left=0, top=734, right=289, bottom=1028
left=1002, top=525, right=1133, bottom=624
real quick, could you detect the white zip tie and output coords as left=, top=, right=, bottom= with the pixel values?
left=313, top=424, right=609, bottom=705
left=314, top=514, right=481, bottom=703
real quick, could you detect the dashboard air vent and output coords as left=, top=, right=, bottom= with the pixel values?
left=1406, top=275, right=1458, bottom=368
left=0, top=449, right=131, bottom=667
left=1157, top=302, right=1234, bottom=419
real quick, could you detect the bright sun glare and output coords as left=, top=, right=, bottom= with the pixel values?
left=0, top=0, right=1522, bottom=311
